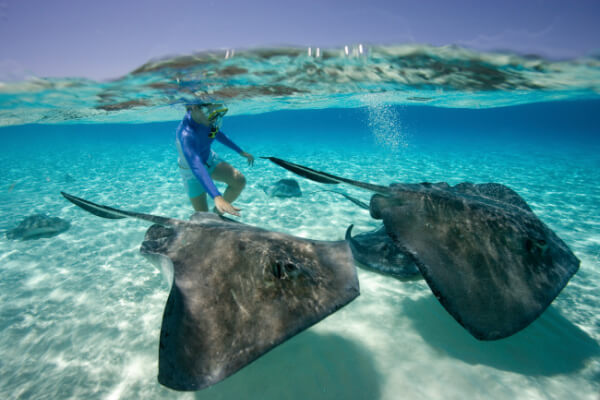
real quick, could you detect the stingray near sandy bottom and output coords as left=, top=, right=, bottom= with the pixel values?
left=345, top=225, right=420, bottom=280
left=262, top=178, right=303, bottom=198
left=263, top=156, right=580, bottom=340
left=60, top=192, right=359, bottom=391
left=6, top=214, right=70, bottom=240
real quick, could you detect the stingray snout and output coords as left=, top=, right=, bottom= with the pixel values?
left=370, top=194, right=406, bottom=219
left=370, top=194, right=386, bottom=219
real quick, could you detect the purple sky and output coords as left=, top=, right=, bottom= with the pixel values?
left=1, top=0, right=599, bottom=81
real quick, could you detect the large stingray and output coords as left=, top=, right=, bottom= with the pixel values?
left=60, top=192, right=359, bottom=391
left=263, top=157, right=580, bottom=340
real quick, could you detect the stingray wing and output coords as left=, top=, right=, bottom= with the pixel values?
left=372, top=185, right=580, bottom=340
left=153, top=220, right=359, bottom=390
left=452, top=182, right=533, bottom=212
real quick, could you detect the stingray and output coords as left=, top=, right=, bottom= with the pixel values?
left=5, top=214, right=70, bottom=240
left=346, top=225, right=420, bottom=280
left=263, top=157, right=580, bottom=340
left=262, top=178, right=303, bottom=198
left=60, top=192, right=359, bottom=391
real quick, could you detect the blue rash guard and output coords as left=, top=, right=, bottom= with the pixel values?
left=176, top=111, right=243, bottom=199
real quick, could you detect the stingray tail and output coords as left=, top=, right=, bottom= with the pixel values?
left=306, top=190, right=370, bottom=210
left=61, top=192, right=177, bottom=227
left=261, top=157, right=389, bottom=195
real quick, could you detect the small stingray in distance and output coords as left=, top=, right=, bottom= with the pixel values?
left=5, top=214, right=70, bottom=240
left=262, top=178, right=303, bottom=198
left=262, top=157, right=580, bottom=341
left=60, top=192, right=359, bottom=391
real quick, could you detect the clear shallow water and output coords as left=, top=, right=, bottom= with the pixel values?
left=1, top=45, right=600, bottom=399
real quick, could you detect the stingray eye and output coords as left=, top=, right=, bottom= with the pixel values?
left=537, top=239, right=548, bottom=255
left=284, top=263, right=301, bottom=278
left=272, top=261, right=283, bottom=279
left=270, top=261, right=300, bottom=279
left=525, top=238, right=549, bottom=256
left=284, top=263, right=297, bottom=272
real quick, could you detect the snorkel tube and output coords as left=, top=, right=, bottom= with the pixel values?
left=204, top=104, right=228, bottom=138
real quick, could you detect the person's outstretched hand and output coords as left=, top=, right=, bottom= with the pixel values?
left=240, top=151, right=255, bottom=166
left=214, top=196, right=241, bottom=217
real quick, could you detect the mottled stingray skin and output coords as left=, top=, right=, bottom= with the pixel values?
left=264, top=158, right=580, bottom=340
left=61, top=192, right=359, bottom=391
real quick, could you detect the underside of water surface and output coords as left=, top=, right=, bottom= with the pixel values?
left=1, top=44, right=599, bottom=126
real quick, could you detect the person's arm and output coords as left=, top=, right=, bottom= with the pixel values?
left=215, top=130, right=255, bottom=166
left=179, top=134, right=222, bottom=199
left=215, top=129, right=243, bottom=154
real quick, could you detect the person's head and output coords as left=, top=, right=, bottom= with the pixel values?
left=187, top=102, right=228, bottom=128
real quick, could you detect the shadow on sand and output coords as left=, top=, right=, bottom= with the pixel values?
left=403, top=295, right=600, bottom=376
left=185, top=330, right=382, bottom=400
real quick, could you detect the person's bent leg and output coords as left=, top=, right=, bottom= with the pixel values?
left=211, top=162, right=246, bottom=203
left=190, top=193, right=208, bottom=212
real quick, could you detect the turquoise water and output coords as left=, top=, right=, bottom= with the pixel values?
left=1, top=45, right=600, bottom=399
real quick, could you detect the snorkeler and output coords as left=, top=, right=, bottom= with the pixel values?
left=176, top=102, right=254, bottom=217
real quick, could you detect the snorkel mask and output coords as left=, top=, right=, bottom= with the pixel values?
left=201, top=104, right=228, bottom=138
left=205, top=105, right=228, bottom=123
left=184, top=99, right=229, bottom=138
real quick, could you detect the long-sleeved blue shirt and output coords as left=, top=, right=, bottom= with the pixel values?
left=176, top=111, right=243, bottom=199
